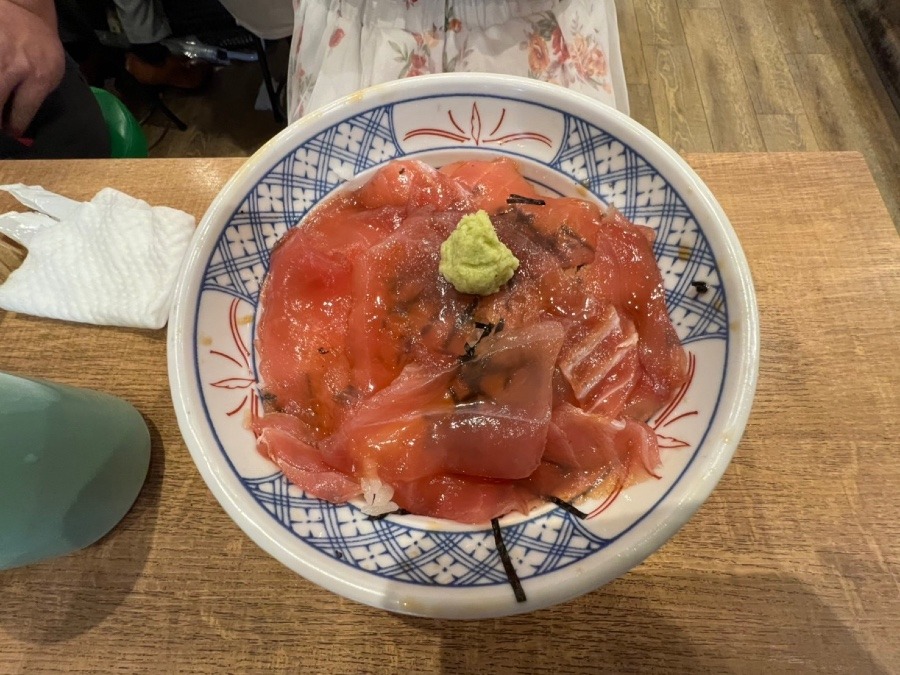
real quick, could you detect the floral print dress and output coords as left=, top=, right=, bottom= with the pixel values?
left=287, top=0, right=628, bottom=121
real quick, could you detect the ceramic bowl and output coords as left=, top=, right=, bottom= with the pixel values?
left=168, top=73, right=759, bottom=619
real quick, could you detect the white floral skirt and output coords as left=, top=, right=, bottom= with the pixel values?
left=287, top=0, right=628, bottom=121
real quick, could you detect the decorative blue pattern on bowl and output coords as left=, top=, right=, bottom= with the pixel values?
left=247, top=473, right=608, bottom=586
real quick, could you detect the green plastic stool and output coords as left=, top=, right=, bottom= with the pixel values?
left=90, top=87, right=149, bottom=158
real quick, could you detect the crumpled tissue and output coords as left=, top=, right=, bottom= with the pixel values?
left=0, top=184, right=195, bottom=329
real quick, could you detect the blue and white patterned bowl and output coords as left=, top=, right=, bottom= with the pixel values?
left=168, top=74, right=758, bottom=619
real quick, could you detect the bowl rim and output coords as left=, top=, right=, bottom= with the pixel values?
left=168, top=72, right=760, bottom=619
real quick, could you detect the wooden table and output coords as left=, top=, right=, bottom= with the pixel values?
left=1, top=153, right=897, bottom=673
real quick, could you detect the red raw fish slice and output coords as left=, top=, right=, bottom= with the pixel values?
left=256, top=228, right=355, bottom=437
left=356, top=159, right=472, bottom=212
left=441, top=157, right=540, bottom=212
left=472, top=276, right=545, bottom=333
left=434, top=320, right=565, bottom=479
left=347, top=212, right=473, bottom=394
left=471, top=200, right=602, bottom=332
left=303, top=200, right=403, bottom=256
left=392, top=475, right=535, bottom=524
left=544, top=403, right=660, bottom=479
left=255, top=413, right=360, bottom=502
left=510, top=198, right=602, bottom=270
left=323, top=364, right=456, bottom=483
left=334, top=322, right=565, bottom=483
left=489, top=209, right=572, bottom=281
left=557, top=303, right=640, bottom=418
left=517, top=461, right=601, bottom=504
left=469, top=209, right=566, bottom=332
left=579, top=210, right=688, bottom=419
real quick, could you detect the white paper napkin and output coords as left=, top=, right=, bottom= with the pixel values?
left=0, top=184, right=195, bottom=329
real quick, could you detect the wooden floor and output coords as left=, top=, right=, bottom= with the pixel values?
left=617, top=0, right=900, bottom=227
left=148, top=0, right=900, bottom=229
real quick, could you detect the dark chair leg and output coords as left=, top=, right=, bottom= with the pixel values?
left=116, top=68, right=189, bottom=131
left=153, top=96, right=189, bottom=131
left=253, top=36, right=285, bottom=124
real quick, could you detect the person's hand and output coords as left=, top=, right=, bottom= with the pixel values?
left=0, top=0, right=65, bottom=137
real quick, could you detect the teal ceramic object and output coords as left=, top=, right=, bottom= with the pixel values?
left=0, top=373, right=151, bottom=570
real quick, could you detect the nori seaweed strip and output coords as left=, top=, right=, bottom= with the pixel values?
left=691, top=280, right=709, bottom=294
left=495, top=318, right=505, bottom=333
left=491, top=518, right=527, bottom=603
left=367, top=509, right=411, bottom=521
left=458, top=321, right=496, bottom=363
left=545, top=495, right=589, bottom=520
left=474, top=320, right=494, bottom=338
left=459, top=342, right=478, bottom=362
left=507, top=194, right=546, bottom=206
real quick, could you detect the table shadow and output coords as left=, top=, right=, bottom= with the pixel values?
left=400, top=569, right=890, bottom=674
left=0, top=416, right=164, bottom=643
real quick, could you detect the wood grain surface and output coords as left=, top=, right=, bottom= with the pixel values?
left=0, top=154, right=897, bottom=673
left=612, top=0, right=900, bottom=229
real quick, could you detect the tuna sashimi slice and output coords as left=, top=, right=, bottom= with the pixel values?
left=321, top=364, right=457, bottom=484
left=557, top=303, right=640, bottom=418
left=332, top=321, right=566, bottom=484
left=255, top=412, right=360, bottom=503
left=433, top=320, right=566, bottom=479
left=357, top=159, right=472, bottom=212
left=255, top=227, right=356, bottom=437
left=517, top=461, right=602, bottom=504
left=440, top=157, right=540, bottom=213
left=579, top=209, right=688, bottom=420
left=391, top=475, right=534, bottom=524
left=496, top=198, right=602, bottom=273
left=544, top=403, right=660, bottom=480
left=346, top=212, right=472, bottom=394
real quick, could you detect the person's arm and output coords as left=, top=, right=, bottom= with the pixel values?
left=0, top=0, right=65, bottom=137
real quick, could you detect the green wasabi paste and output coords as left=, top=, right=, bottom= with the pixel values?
left=439, top=210, right=519, bottom=295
